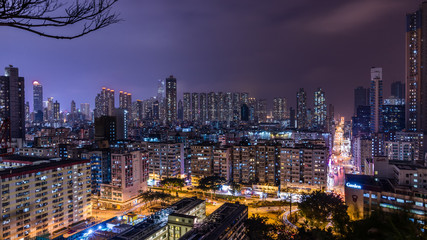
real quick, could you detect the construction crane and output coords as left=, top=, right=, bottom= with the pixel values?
left=0, top=118, right=14, bottom=156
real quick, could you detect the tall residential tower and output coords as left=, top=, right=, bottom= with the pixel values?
left=406, top=3, right=427, bottom=132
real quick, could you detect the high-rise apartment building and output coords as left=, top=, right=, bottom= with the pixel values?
left=207, top=92, right=217, bottom=121
left=100, top=150, right=148, bottom=209
left=199, top=93, right=207, bottom=122
left=0, top=66, right=25, bottom=143
left=354, top=86, right=369, bottom=116
left=147, top=142, right=182, bottom=181
left=213, top=147, right=232, bottom=182
left=273, top=97, right=287, bottom=121
left=280, top=143, right=328, bottom=190
left=370, top=67, right=383, bottom=133
left=191, top=92, right=199, bottom=122
left=32, top=80, right=43, bottom=113
left=94, top=87, right=115, bottom=118
left=165, top=75, right=177, bottom=123
left=70, top=100, right=76, bottom=114
left=391, top=81, right=405, bottom=99
left=183, top=92, right=191, bottom=121
left=0, top=158, right=92, bottom=239
left=80, top=103, right=91, bottom=121
left=406, top=4, right=427, bottom=132
left=232, top=145, right=256, bottom=183
left=53, top=100, right=60, bottom=121
left=314, top=88, right=327, bottom=130
left=255, top=98, right=267, bottom=123
left=119, top=91, right=132, bottom=111
left=191, top=143, right=215, bottom=183
left=382, top=97, right=405, bottom=132
left=296, top=88, right=307, bottom=129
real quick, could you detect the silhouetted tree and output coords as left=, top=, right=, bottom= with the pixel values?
left=159, top=177, right=185, bottom=197
left=345, top=211, right=426, bottom=240
left=0, top=0, right=120, bottom=39
left=197, top=175, right=225, bottom=198
left=298, top=191, right=349, bottom=234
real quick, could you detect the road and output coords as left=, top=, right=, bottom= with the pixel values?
left=283, top=208, right=299, bottom=228
left=328, top=154, right=354, bottom=196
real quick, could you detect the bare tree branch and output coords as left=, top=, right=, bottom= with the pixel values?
left=0, top=0, right=120, bottom=39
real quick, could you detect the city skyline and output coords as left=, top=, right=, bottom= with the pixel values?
left=1, top=0, right=421, bottom=119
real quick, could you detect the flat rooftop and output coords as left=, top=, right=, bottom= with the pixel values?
left=0, top=157, right=89, bottom=179
left=170, top=197, right=205, bottom=215
left=180, top=203, right=248, bottom=240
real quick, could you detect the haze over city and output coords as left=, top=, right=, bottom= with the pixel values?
left=1, top=0, right=427, bottom=239
left=1, top=0, right=420, bottom=118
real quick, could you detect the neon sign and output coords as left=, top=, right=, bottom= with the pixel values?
left=346, top=182, right=362, bottom=189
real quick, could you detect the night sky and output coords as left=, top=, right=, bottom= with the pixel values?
left=1, top=0, right=422, bottom=119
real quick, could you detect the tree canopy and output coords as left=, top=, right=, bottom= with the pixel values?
left=0, top=0, right=120, bottom=39
left=298, top=191, right=349, bottom=234
left=197, top=175, right=225, bottom=193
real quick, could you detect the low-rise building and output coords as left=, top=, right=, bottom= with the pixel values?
left=180, top=202, right=248, bottom=240
left=112, top=197, right=206, bottom=240
left=345, top=174, right=427, bottom=224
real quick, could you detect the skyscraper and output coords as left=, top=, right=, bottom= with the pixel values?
left=0, top=66, right=25, bottom=144
left=47, top=97, right=54, bottom=121
left=200, top=93, right=207, bottom=122
left=33, top=80, right=43, bottom=113
left=406, top=4, right=427, bottom=132
left=119, top=91, right=132, bottom=111
left=94, top=87, right=115, bottom=118
left=255, top=99, right=267, bottom=123
left=80, top=103, right=91, bottom=121
left=354, top=86, right=369, bottom=116
left=191, top=92, right=199, bottom=122
left=382, top=97, right=405, bottom=132
left=314, top=88, right=327, bottom=130
left=53, top=100, right=60, bottom=121
left=296, top=88, right=307, bottom=129
left=207, top=92, right=217, bottom=121
left=391, top=81, right=405, bottom=99
left=370, top=67, right=383, bottom=133
left=273, top=97, right=287, bottom=121
left=165, top=75, right=177, bottom=123
left=183, top=92, right=191, bottom=121
left=70, top=100, right=76, bottom=114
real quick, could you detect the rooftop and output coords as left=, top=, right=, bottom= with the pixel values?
left=180, top=203, right=248, bottom=240
left=0, top=157, right=89, bottom=179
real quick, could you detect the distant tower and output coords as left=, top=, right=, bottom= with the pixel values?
left=191, top=93, right=199, bottom=122
left=296, top=88, right=307, bottom=129
left=119, top=91, right=132, bottom=111
left=94, top=87, right=115, bottom=118
left=80, top=103, right=91, bottom=121
left=314, top=88, right=327, bottom=130
left=157, top=79, right=165, bottom=101
left=53, top=101, right=60, bottom=121
left=47, top=97, right=54, bottom=121
left=200, top=93, right=207, bottom=122
left=165, top=75, right=177, bottom=123
left=391, top=81, right=405, bottom=99
left=370, top=67, right=383, bottom=133
left=183, top=93, right=191, bottom=121
left=273, top=97, right=287, bottom=121
left=33, top=80, right=43, bottom=113
left=71, top=100, right=76, bottom=114
left=406, top=3, right=427, bottom=132
left=207, top=92, right=217, bottom=121
left=354, top=86, right=369, bottom=116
